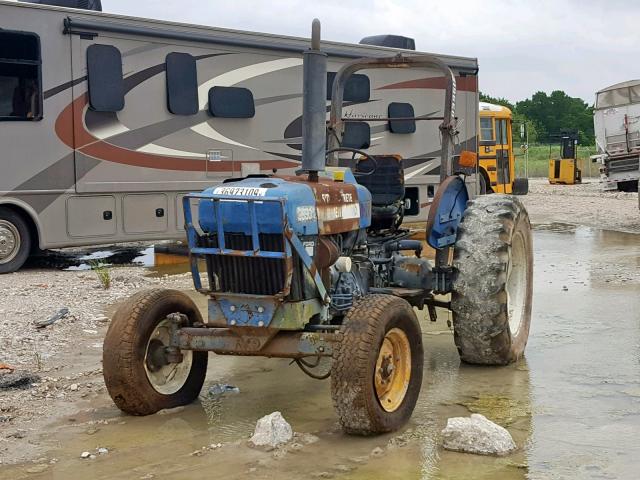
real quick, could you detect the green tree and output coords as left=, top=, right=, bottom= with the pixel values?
left=515, top=91, right=594, bottom=145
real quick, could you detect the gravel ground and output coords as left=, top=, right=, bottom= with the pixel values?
left=0, top=268, right=195, bottom=463
left=0, top=179, right=638, bottom=465
left=521, top=178, right=640, bottom=233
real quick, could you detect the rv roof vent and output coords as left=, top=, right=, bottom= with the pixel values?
left=19, top=0, right=102, bottom=11
left=359, top=35, right=415, bottom=51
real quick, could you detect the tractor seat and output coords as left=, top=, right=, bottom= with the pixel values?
left=356, top=155, right=405, bottom=232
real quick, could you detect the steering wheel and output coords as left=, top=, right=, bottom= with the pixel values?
left=325, top=147, right=378, bottom=177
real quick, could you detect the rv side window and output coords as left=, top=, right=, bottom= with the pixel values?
left=326, top=72, right=370, bottom=103
left=342, top=122, right=371, bottom=149
left=87, top=44, right=124, bottom=112
left=388, top=102, right=416, bottom=134
left=208, top=86, right=255, bottom=118
left=480, top=117, right=494, bottom=141
left=0, top=31, right=42, bottom=121
left=166, top=53, right=198, bottom=115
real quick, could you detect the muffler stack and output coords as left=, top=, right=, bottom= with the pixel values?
left=301, top=19, right=328, bottom=179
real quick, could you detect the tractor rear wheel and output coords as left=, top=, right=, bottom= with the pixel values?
left=331, top=294, right=423, bottom=435
left=451, top=195, right=533, bottom=365
left=103, top=289, right=208, bottom=415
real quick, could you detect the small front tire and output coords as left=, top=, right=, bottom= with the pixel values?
left=331, top=295, right=423, bottom=435
left=103, top=289, right=208, bottom=415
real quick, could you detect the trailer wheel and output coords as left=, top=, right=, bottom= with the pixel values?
left=512, top=177, right=529, bottom=195
left=331, top=294, right=423, bottom=435
left=0, top=207, right=31, bottom=274
left=103, top=289, right=208, bottom=415
left=451, top=195, right=533, bottom=365
left=617, top=180, right=638, bottom=192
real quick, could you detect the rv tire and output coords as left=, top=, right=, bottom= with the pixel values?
left=0, top=207, right=32, bottom=274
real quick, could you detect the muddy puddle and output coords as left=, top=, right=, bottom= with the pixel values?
left=2, top=224, right=639, bottom=480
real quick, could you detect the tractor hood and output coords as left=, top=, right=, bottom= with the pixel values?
left=198, top=170, right=372, bottom=238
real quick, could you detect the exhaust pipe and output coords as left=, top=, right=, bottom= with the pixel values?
left=301, top=19, right=328, bottom=181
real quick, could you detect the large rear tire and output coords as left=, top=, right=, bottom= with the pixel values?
left=331, top=294, right=423, bottom=435
left=0, top=207, right=31, bottom=274
left=103, top=289, right=208, bottom=415
left=451, top=195, right=533, bottom=365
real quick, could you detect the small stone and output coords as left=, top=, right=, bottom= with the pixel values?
left=249, top=411, right=293, bottom=448
left=80, top=451, right=91, bottom=459
left=69, top=383, right=78, bottom=391
left=312, top=472, right=334, bottom=479
left=97, top=447, right=109, bottom=455
left=441, top=414, right=516, bottom=456
left=370, top=446, right=385, bottom=457
left=89, top=455, right=96, bottom=460
left=156, top=406, right=185, bottom=415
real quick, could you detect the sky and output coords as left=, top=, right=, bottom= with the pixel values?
left=98, top=0, right=639, bottom=104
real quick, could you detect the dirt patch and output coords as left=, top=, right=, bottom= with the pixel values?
left=521, top=178, right=639, bottom=233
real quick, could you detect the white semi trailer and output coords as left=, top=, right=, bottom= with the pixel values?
left=591, top=80, right=640, bottom=192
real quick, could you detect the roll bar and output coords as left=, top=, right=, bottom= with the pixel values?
left=326, top=54, right=457, bottom=183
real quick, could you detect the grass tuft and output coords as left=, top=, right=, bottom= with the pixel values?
left=89, top=261, right=111, bottom=289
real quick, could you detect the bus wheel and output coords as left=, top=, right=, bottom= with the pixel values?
left=512, top=177, right=529, bottom=195
left=0, top=207, right=32, bottom=274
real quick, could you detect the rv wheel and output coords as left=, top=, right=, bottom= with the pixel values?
left=451, top=195, right=533, bottom=365
left=103, top=289, right=208, bottom=415
left=331, top=294, right=423, bottom=435
left=0, top=207, right=32, bottom=274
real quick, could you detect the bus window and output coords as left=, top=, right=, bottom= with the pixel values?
left=480, top=117, right=493, bottom=142
left=0, top=31, right=42, bottom=121
left=496, top=119, right=508, bottom=145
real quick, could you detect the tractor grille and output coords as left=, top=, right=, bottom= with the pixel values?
left=202, top=233, right=287, bottom=296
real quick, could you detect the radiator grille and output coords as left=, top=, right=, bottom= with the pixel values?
left=202, top=233, right=286, bottom=296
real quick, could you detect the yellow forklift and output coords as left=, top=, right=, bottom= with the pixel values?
left=548, top=131, right=582, bottom=185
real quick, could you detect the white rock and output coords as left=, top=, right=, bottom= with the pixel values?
left=97, top=447, right=109, bottom=455
left=249, top=411, right=293, bottom=448
left=80, top=451, right=91, bottom=459
left=69, top=384, right=78, bottom=391
left=441, top=414, right=516, bottom=456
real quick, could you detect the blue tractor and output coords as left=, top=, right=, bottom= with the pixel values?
left=103, top=21, right=533, bottom=435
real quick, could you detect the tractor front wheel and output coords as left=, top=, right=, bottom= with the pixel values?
left=451, top=195, right=533, bottom=365
left=103, top=289, right=208, bottom=415
left=331, top=294, right=423, bottom=435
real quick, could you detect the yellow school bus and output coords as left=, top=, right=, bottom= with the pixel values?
left=478, top=102, right=528, bottom=194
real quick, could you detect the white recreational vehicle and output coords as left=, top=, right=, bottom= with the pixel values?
left=0, top=0, right=479, bottom=273
left=592, top=80, right=640, bottom=192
